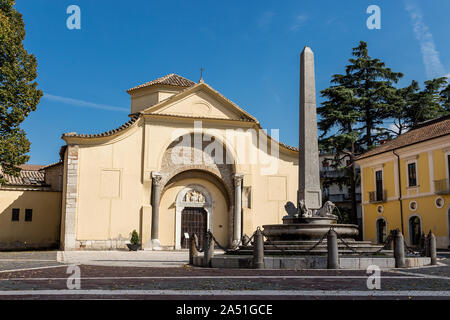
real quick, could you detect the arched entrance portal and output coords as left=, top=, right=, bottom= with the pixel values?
left=158, top=170, right=231, bottom=250
left=376, top=218, right=387, bottom=244
left=409, top=215, right=422, bottom=246
left=176, top=185, right=213, bottom=250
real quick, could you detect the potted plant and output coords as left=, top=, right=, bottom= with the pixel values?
left=126, top=230, right=141, bottom=251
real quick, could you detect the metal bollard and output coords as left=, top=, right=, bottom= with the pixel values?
left=253, top=228, right=264, bottom=269
left=189, top=234, right=199, bottom=265
left=429, top=232, right=437, bottom=265
left=203, top=232, right=215, bottom=268
left=327, top=229, right=339, bottom=269
left=393, top=229, right=406, bottom=268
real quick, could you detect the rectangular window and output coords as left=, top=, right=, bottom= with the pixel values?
left=375, top=170, right=383, bottom=201
left=447, top=155, right=450, bottom=181
left=25, top=209, right=33, bottom=222
left=12, top=208, right=19, bottom=221
left=408, top=162, right=417, bottom=187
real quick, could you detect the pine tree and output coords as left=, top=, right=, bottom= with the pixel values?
left=409, top=77, right=448, bottom=124
left=346, top=41, right=403, bottom=148
left=442, top=82, right=450, bottom=111
left=0, top=0, right=42, bottom=182
left=319, top=41, right=403, bottom=226
left=387, top=77, right=449, bottom=136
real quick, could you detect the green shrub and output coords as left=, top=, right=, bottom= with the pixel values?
left=130, top=230, right=140, bottom=245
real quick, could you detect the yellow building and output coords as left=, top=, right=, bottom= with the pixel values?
left=0, top=163, right=63, bottom=250
left=356, top=116, right=450, bottom=249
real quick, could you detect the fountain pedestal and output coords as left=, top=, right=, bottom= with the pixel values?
left=263, top=216, right=359, bottom=241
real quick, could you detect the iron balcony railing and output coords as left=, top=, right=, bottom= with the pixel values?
left=328, top=193, right=362, bottom=203
left=368, top=190, right=387, bottom=203
left=434, top=179, right=450, bottom=194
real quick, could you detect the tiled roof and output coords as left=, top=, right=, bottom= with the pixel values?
left=63, top=115, right=140, bottom=139
left=127, top=74, right=196, bottom=93
left=40, top=162, right=63, bottom=170
left=1, top=165, right=46, bottom=187
left=357, top=115, right=450, bottom=160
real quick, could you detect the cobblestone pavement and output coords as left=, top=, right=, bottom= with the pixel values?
left=0, top=251, right=60, bottom=272
left=0, top=251, right=448, bottom=300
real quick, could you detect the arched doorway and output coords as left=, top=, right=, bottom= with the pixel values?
left=158, top=170, right=231, bottom=250
left=175, top=184, right=213, bottom=250
left=376, top=218, right=387, bottom=244
left=181, top=207, right=207, bottom=249
left=448, top=208, right=450, bottom=247
left=409, top=215, right=422, bottom=246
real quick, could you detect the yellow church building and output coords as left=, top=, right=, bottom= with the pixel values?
left=0, top=73, right=299, bottom=251
left=356, top=116, right=450, bottom=249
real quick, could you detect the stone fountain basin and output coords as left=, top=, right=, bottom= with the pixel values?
left=262, top=223, right=359, bottom=241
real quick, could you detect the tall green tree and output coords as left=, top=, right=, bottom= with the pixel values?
left=0, top=0, right=42, bottom=182
left=387, top=77, right=449, bottom=136
left=319, top=41, right=403, bottom=226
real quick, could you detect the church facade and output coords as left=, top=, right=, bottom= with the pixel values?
left=54, top=74, right=299, bottom=250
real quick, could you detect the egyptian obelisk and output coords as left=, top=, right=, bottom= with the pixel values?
left=298, top=46, right=322, bottom=210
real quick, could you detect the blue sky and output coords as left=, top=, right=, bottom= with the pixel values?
left=15, top=0, right=450, bottom=165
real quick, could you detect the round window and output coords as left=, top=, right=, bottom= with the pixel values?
left=435, top=197, right=444, bottom=208
left=409, top=201, right=417, bottom=211
left=377, top=205, right=384, bottom=214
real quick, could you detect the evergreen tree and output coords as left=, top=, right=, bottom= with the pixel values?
left=319, top=41, right=403, bottom=226
left=386, top=80, right=420, bottom=136
left=441, top=82, right=450, bottom=111
left=346, top=41, right=403, bottom=147
left=0, top=0, right=42, bottom=182
left=387, top=77, right=449, bottom=136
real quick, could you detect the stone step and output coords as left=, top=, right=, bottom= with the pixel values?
left=238, top=244, right=386, bottom=251
left=228, top=249, right=393, bottom=256
left=263, top=245, right=384, bottom=250
left=264, top=240, right=376, bottom=245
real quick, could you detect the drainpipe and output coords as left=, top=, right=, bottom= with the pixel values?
left=392, top=150, right=405, bottom=234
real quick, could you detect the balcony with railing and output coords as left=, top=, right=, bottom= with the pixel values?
left=434, top=179, right=450, bottom=194
left=368, top=190, right=387, bottom=203
left=328, top=193, right=362, bottom=203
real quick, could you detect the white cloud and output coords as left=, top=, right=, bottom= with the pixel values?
left=43, top=94, right=128, bottom=113
left=258, top=11, right=275, bottom=29
left=290, top=14, right=308, bottom=32
left=405, top=0, right=447, bottom=79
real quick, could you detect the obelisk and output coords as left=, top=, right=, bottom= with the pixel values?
left=298, top=46, right=322, bottom=210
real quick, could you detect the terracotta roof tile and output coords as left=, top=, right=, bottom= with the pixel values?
left=127, top=74, right=196, bottom=93
left=1, top=165, right=46, bottom=187
left=358, top=115, right=450, bottom=160
left=63, top=115, right=140, bottom=139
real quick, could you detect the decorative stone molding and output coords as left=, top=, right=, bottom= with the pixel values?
left=151, top=172, right=163, bottom=186
left=234, top=174, right=244, bottom=187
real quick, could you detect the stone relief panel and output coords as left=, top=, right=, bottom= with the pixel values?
left=159, top=133, right=235, bottom=199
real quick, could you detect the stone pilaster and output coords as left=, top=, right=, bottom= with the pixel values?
left=151, top=172, right=163, bottom=250
left=233, top=174, right=244, bottom=245
left=63, top=145, right=79, bottom=250
left=298, top=46, right=322, bottom=210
